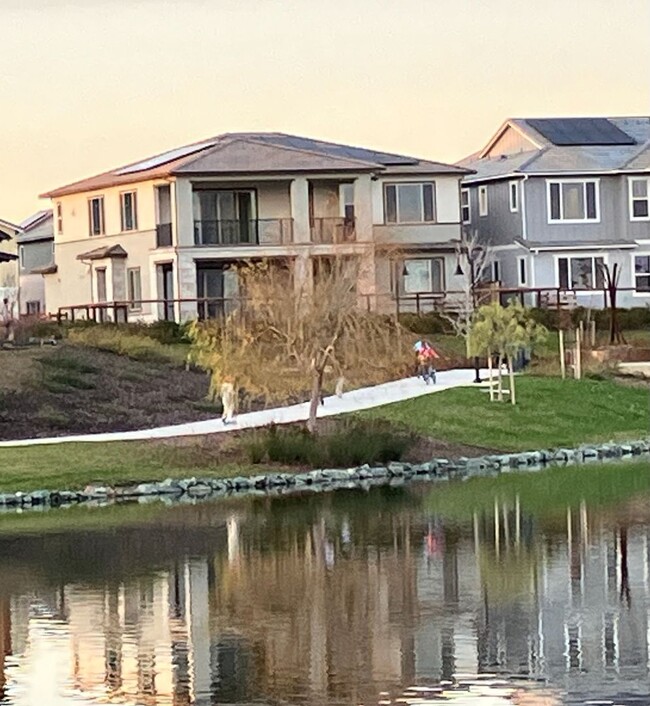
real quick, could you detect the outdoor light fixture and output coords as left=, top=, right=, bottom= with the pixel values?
left=454, top=261, right=464, bottom=277
left=402, top=263, right=409, bottom=277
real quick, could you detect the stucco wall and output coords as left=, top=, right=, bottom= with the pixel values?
left=371, top=176, right=462, bottom=225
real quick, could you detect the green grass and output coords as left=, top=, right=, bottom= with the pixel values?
left=0, top=441, right=270, bottom=493
left=427, top=460, right=650, bottom=522
left=359, top=375, right=649, bottom=451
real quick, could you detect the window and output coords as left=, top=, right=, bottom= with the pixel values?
left=26, top=301, right=41, bottom=316
left=547, top=180, right=599, bottom=222
left=629, top=178, right=650, bottom=220
left=18, top=246, right=24, bottom=268
left=121, top=191, right=138, bottom=231
left=509, top=181, right=518, bottom=212
left=557, top=256, right=605, bottom=289
left=634, top=255, right=650, bottom=292
left=88, top=196, right=105, bottom=236
left=478, top=185, right=488, bottom=217
left=95, top=267, right=107, bottom=302
left=491, top=260, right=500, bottom=282
left=461, top=188, right=470, bottom=224
left=384, top=183, right=435, bottom=224
left=56, top=202, right=63, bottom=235
left=518, top=257, right=527, bottom=286
left=399, top=258, right=444, bottom=294
left=127, top=267, right=142, bottom=310
left=340, top=183, right=355, bottom=222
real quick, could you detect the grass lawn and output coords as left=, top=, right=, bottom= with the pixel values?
left=359, top=375, right=649, bottom=452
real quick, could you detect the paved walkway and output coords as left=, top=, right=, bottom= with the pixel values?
left=0, top=368, right=485, bottom=448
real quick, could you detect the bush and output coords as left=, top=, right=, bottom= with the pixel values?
left=68, top=327, right=174, bottom=363
left=243, top=422, right=412, bottom=467
left=399, top=312, right=452, bottom=335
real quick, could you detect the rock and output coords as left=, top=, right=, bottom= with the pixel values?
left=186, top=482, right=212, bottom=497
left=230, top=477, right=251, bottom=490
left=134, top=483, right=162, bottom=496
left=29, top=490, right=51, bottom=505
left=157, top=479, right=183, bottom=495
left=83, top=484, right=113, bottom=498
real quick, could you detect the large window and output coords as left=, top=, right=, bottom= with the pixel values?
left=88, top=196, right=105, bottom=236
left=384, top=183, right=435, bottom=224
left=121, top=191, right=138, bottom=231
left=558, top=256, right=605, bottom=289
left=193, top=189, right=255, bottom=245
left=629, top=178, right=650, bottom=220
left=547, top=180, right=599, bottom=223
left=399, top=258, right=444, bottom=294
left=478, top=185, right=488, bottom=217
left=461, top=188, right=470, bottom=224
left=127, top=267, right=142, bottom=311
left=634, top=255, right=650, bottom=292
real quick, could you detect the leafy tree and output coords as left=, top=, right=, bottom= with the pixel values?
left=470, top=301, right=547, bottom=404
left=188, top=257, right=408, bottom=432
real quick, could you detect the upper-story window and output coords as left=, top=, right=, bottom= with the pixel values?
left=384, top=183, right=435, bottom=224
left=121, top=191, right=138, bottom=231
left=339, top=184, right=355, bottom=223
left=509, top=181, right=519, bottom=212
left=88, top=196, right=105, bottom=236
left=634, top=255, right=650, bottom=292
left=629, top=178, right=650, bottom=220
left=478, top=185, right=488, bottom=217
left=55, top=202, right=63, bottom=235
left=547, top=180, right=599, bottom=223
left=461, top=189, right=470, bottom=224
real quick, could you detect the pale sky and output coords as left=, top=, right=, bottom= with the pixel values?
left=1, top=0, right=649, bottom=223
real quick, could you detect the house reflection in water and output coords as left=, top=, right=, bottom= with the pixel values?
left=0, top=496, right=647, bottom=705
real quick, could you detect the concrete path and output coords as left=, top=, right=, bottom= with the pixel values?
left=0, top=368, right=486, bottom=448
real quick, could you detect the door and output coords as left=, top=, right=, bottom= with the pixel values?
left=196, top=263, right=239, bottom=319
left=194, top=190, right=255, bottom=245
left=95, top=267, right=107, bottom=323
left=156, top=263, right=175, bottom=321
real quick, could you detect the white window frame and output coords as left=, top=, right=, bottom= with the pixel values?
left=384, top=182, right=436, bottom=224
left=127, top=267, right=142, bottom=311
left=628, top=177, right=650, bottom=222
left=18, top=245, right=25, bottom=268
left=555, top=253, right=609, bottom=292
left=517, top=256, right=527, bottom=286
left=120, top=191, right=138, bottom=232
left=460, top=188, right=471, bottom=224
left=399, top=257, right=445, bottom=295
left=55, top=202, right=63, bottom=235
left=509, top=181, right=519, bottom=213
left=631, top=252, right=650, bottom=296
left=478, top=185, right=488, bottom=217
left=88, top=196, right=105, bottom=236
left=546, top=179, right=600, bottom=224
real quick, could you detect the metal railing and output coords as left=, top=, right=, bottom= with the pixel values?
left=155, top=223, right=173, bottom=248
left=193, top=219, right=293, bottom=246
left=310, top=217, right=356, bottom=244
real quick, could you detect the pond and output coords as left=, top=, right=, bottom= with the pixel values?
left=0, top=466, right=649, bottom=705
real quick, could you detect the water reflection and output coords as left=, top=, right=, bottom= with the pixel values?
left=0, top=484, right=647, bottom=704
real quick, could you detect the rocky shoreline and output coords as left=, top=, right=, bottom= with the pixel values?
left=0, top=439, right=648, bottom=513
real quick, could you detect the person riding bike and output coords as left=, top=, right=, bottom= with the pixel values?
left=413, top=340, right=439, bottom=384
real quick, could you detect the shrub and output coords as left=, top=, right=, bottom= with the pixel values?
left=399, top=312, right=452, bottom=335
left=243, top=422, right=412, bottom=467
left=68, top=327, right=173, bottom=363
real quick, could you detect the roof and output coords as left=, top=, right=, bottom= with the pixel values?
left=16, top=210, right=53, bottom=244
left=31, top=264, right=58, bottom=275
left=517, top=238, right=637, bottom=251
left=42, top=132, right=469, bottom=198
left=0, top=251, right=18, bottom=263
left=462, top=117, right=650, bottom=183
left=0, top=218, right=20, bottom=241
left=76, top=244, right=128, bottom=261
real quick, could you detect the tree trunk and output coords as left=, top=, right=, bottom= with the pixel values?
left=307, top=367, right=324, bottom=434
left=487, top=351, right=494, bottom=402
left=507, top=354, right=516, bottom=405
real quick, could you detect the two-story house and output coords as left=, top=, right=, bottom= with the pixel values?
left=0, top=217, right=19, bottom=291
left=16, top=210, right=54, bottom=316
left=40, top=133, right=470, bottom=322
left=459, top=117, right=650, bottom=308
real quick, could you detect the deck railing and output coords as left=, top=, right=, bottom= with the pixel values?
left=193, top=218, right=293, bottom=246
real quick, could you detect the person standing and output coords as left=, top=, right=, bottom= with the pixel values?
left=220, top=378, right=237, bottom=425
left=1, top=299, right=14, bottom=343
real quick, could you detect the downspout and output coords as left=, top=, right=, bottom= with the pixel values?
left=520, top=175, right=535, bottom=288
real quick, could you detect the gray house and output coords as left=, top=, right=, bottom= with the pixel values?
left=459, top=117, right=650, bottom=308
left=17, top=210, right=54, bottom=315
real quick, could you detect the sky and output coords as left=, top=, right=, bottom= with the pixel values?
left=1, top=0, right=649, bottom=223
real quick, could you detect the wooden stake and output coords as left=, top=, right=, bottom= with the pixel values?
left=487, top=353, right=494, bottom=402
left=559, top=329, right=566, bottom=379
left=590, top=320, right=596, bottom=348
left=575, top=326, right=582, bottom=380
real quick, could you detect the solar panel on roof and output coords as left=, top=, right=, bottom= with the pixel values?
left=114, top=141, right=218, bottom=175
left=527, top=118, right=636, bottom=146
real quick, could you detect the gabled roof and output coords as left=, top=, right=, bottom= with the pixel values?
left=461, top=116, right=650, bottom=182
left=0, top=217, right=21, bottom=241
left=42, top=132, right=469, bottom=198
left=17, top=210, right=54, bottom=244
left=0, top=252, right=18, bottom=262
left=77, top=244, right=128, bottom=261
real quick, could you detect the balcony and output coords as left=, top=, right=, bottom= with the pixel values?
left=310, top=217, right=356, bottom=244
left=156, top=222, right=173, bottom=248
left=194, top=219, right=293, bottom=247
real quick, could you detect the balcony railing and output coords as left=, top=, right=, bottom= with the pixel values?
left=194, top=219, right=293, bottom=246
left=156, top=223, right=173, bottom=248
left=310, top=217, right=356, bottom=244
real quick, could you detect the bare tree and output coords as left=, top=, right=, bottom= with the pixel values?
left=188, top=257, right=408, bottom=433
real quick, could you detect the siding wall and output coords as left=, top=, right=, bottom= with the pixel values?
left=465, top=180, right=523, bottom=245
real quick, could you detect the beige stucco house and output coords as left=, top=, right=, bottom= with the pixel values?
left=0, top=218, right=20, bottom=311
left=40, top=133, right=470, bottom=322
